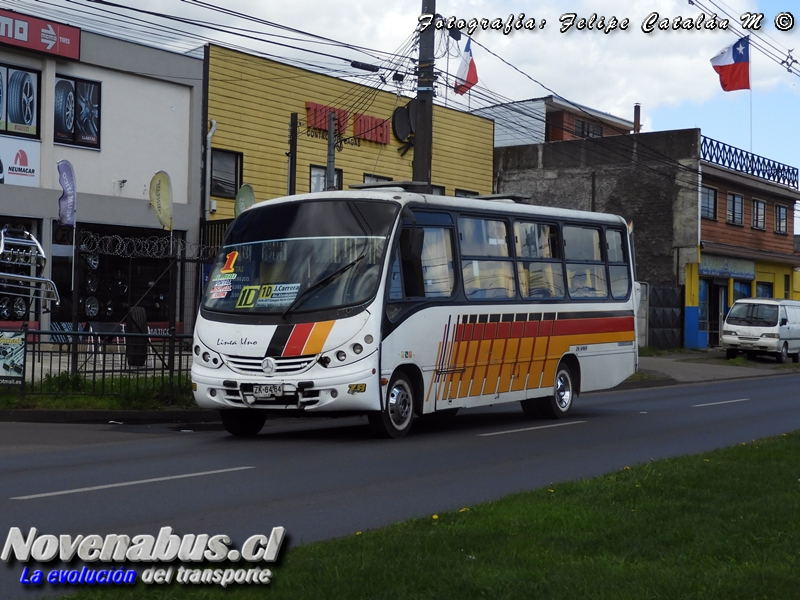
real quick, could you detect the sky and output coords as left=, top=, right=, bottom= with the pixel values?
left=2, top=0, right=799, bottom=172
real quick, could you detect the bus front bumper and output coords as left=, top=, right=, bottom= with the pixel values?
left=191, top=365, right=381, bottom=413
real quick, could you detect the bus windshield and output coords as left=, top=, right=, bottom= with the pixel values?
left=203, top=199, right=398, bottom=315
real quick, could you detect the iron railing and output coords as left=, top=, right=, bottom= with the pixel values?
left=0, top=327, right=194, bottom=403
left=701, top=135, right=799, bottom=189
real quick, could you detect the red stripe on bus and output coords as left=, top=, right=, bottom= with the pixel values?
left=539, top=321, right=553, bottom=337
left=283, top=322, right=315, bottom=356
left=511, top=322, right=525, bottom=339
left=484, top=323, right=497, bottom=340
left=497, top=322, right=511, bottom=339
left=474, top=323, right=485, bottom=340
left=524, top=321, right=539, bottom=338
left=553, top=316, right=635, bottom=337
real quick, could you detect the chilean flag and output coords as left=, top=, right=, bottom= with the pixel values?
left=710, top=36, right=750, bottom=92
left=454, top=37, right=478, bottom=95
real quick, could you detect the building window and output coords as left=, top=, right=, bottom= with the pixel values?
left=756, top=282, right=773, bottom=298
left=211, top=149, right=242, bottom=198
left=775, top=204, right=788, bottom=234
left=54, top=75, right=101, bottom=149
left=726, top=193, right=743, bottom=225
left=430, top=185, right=445, bottom=195
left=785, top=274, right=791, bottom=299
left=752, top=200, right=766, bottom=230
left=575, top=119, right=602, bottom=138
left=733, top=281, right=750, bottom=301
left=455, top=189, right=479, bottom=197
left=310, top=165, right=342, bottom=192
left=363, top=174, right=392, bottom=184
left=700, top=187, right=717, bottom=220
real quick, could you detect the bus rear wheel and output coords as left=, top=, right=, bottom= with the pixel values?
left=520, top=363, right=575, bottom=419
left=220, top=409, right=267, bottom=437
left=368, top=372, right=414, bottom=438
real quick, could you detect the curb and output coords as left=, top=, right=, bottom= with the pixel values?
left=0, top=409, right=220, bottom=424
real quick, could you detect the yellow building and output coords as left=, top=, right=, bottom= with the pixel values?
left=205, top=44, right=494, bottom=219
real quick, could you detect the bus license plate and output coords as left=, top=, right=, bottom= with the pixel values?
left=253, top=384, right=283, bottom=397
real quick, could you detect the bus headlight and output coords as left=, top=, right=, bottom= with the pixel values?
left=194, top=342, right=223, bottom=368
left=352, top=343, right=363, bottom=355
left=336, top=350, right=347, bottom=362
left=761, top=333, right=780, bottom=339
left=722, top=330, right=736, bottom=336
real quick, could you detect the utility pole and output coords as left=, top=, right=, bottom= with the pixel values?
left=325, top=111, right=336, bottom=190
left=413, top=0, right=435, bottom=192
left=287, top=113, right=298, bottom=195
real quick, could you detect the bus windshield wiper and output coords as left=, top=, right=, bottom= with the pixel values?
left=282, top=252, right=366, bottom=318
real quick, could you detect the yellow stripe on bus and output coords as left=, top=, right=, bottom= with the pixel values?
left=302, top=320, right=335, bottom=355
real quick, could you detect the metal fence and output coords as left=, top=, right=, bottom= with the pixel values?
left=0, top=327, right=194, bottom=403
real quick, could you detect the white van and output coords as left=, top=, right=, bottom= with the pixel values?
left=721, top=298, right=800, bottom=363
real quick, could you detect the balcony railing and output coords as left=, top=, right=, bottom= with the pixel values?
left=701, top=135, right=798, bottom=189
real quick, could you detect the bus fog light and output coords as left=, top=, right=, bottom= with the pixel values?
left=364, top=335, right=373, bottom=344
left=330, top=389, right=338, bottom=398
left=352, top=343, right=363, bottom=354
left=336, top=350, right=347, bottom=361
left=210, top=389, right=217, bottom=397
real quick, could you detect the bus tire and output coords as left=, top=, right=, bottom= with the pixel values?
left=521, top=363, right=575, bottom=419
left=368, top=372, right=414, bottom=438
left=220, top=409, right=267, bottom=437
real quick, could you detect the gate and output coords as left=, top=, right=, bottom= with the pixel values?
left=648, top=285, right=684, bottom=349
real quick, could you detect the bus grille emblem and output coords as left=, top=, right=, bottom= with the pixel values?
left=261, top=357, right=277, bottom=375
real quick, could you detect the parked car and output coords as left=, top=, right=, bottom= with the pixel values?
left=721, top=298, right=800, bottom=363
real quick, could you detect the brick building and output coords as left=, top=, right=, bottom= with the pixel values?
left=493, top=128, right=800, bottom=349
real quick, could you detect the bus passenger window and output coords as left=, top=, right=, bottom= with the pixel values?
left=564, top=225, right=607, bottom=300
left=607, top=229, right=630, bottom=299
left=397, top=227, right=455, bottom=299
left=518, top=262, right=565, bottom=299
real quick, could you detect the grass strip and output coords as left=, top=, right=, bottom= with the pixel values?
left=62, top=432, right=800, bottom=599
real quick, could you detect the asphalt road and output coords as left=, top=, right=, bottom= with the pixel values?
left=2, top=373, right=800, bottom=598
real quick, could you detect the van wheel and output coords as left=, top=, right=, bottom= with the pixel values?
left=725, top=349, right=737, bottom=360
left=777, top=343, right=788, bottom=364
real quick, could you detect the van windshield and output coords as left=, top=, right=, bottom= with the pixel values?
left=725, top=303, right=779, bottom=327
left=202, top=199, right=398, bottom=315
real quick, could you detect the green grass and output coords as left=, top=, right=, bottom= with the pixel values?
left=57, top=432, right=800, bottom=599
left=0, top=372, right=195, bottom=410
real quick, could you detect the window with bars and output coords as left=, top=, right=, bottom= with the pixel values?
left=700, top=187, right=717, bottom=220
left=752, top=199, right=766, bottom=230
left=726, top=193, right=743, bottom=225
left=575, top=119, right=602, bottom=138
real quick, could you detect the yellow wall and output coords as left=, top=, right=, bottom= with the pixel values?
left=752, top=262, right=794, bottom=300
left=207, top=45, right=494, bottom=220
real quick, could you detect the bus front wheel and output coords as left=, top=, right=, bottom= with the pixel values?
left=220, top=409, right=267, bottom=437
left=521, top=363, right=575, bottom=419
left=368, top=372, right=414, bottom=438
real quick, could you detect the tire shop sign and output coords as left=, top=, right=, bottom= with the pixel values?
left=0, top=9, right=81, bottom=60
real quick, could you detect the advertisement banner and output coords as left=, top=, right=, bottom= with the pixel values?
left=234, top=183, right=255, bottom=217
left=0, top=9, right=81, bottom=60
left=0, top=137, right=40, bottom=187
left=5, top=68, right=38, bottom=136
left=149, top=171, right=173, bottom=231
left=57, top=159, right=76, bottom=227
left=0, top=331, right=25, bottom=385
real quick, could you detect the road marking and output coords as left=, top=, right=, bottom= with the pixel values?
left=693, top=398, right=750, bottom=408
left=477, top=420, right=587, bottom=437
left=10, top=466, right=255, bottom=500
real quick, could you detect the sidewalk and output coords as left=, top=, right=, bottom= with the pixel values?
left=1, top=350, right=798, bottom=424
left=628, top=348, right=800, bottom=387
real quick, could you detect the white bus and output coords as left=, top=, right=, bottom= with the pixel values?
left=191, top=186, right=638, bottom=438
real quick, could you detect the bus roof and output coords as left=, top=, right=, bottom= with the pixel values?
left=243, top=188, right=629, bottom=227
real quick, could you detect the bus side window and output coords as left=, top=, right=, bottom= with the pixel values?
left=394, top=227, right=455, bottom=299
